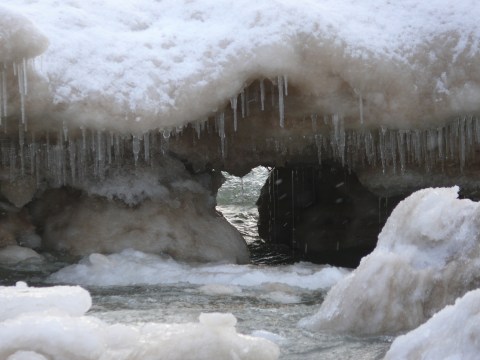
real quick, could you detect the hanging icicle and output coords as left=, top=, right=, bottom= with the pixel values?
left=277, top=75, right=285, bottom=128
left=230, top=96, right=238, bottom=132
left=144, top=132, right=150, bottom=163
left=358, top=92, right=364, bottom=125
left=132, top=134, right=140, bottom=166
left=259, top=79, right=265, bottom=111
left=217, top=112, right=226, bottom=159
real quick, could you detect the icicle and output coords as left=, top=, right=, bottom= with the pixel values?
left=240, top=88, right=246, bottom=118
left=379, top=127, right=387, bottom=174
left=1, top=64, right=6, bottom=120
left=29, top=131, right=36, bottom=175
left=194, top=121, right=201, bottom=139
left=114, top=133, right=121, bottom=162
left=18, top=124, right=25, bottom=176
left=397, top=131, right=406, bottom=174
left=475, top=118, right=480, bottom=144
left=144, top=132, right=150, bottom=163
left=390, top=130, right=397, bottom=174
left=107, top=132, right=113, bottom=165
left=230, top=96, right=238, bottom=131
left=332, top=114, right=345, bottom=166
left=69, top=137, right=76, bottom=184
left=358, top=92, right=364, bottom=125
left=45, top=130, right=51, bottom=170
left=459, top=117, right=466, bottom=171
left=311, top=114, right=317, bottom=131
left=283, top=75, right=288, bottom=96
left=9, top=147, right=16, bottom=182
left=17, top=62, right=26, bottom=129
left=277, top=76, right=285, bottom=128
left=314, top=134, right=322, bottom=165
left=22, top=58, right=28, bottom=96
left=260, top=79, right=265, bottom=111
left=97, top=130, right=105, bottom=178
left=217, top=112, right=226, bottom=159
left=132, top=135, right=140, bottom=166
left=63, top=121, right=68, bottom=142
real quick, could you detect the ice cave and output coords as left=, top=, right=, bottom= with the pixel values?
left=1, top=0, right=480, bottom=359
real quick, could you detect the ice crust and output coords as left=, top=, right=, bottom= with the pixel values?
left=0, top=284, right=279, bottom=360
left=0, top=282, right=91, bottom=321
left=48, top=248, right=348, bottom=290
left=1, top=0, right=480, bottom=132
left=384, top=289, right=480, bottom=360
left=300, top=186, right=480, bottom=335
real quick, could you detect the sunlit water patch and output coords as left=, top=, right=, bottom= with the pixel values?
left=217, top=167, right=294, bottom=264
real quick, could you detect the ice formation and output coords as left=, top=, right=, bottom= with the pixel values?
left=299, top=187, right=480, bottom=335
left=28, top=158, right=250, bottom=264
left=0, top=283, right=280, bottom=360
left=0, top=0, right=479, bottom=266
left=2, top=0, right=480, bottom=131
left=48, top=248, right=348, bottom=290
left=0, top=282, right=91, bottom=321
left=384, top=289, right=480, bottom=360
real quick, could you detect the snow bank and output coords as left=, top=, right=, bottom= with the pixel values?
left=2, top=0, right=480, bottom=132
left=0, top=282, right=91, bottom=321
left=0, top=284, right=280, bottom=360
left=300, top=186, right=480, bottom=335
left=0, top=5, right=48, bottom=63
left=48, top=248, right=348, bottom=290
left=384, top=289, right=480, bottom=360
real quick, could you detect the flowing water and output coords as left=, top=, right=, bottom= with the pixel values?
left=0, top=167, right=393, bottom=359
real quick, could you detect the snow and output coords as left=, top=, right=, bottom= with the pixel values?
left=300, top=187, right=480, bottom=335
left=0, top=282, right=91, bottom=321
left=0, top=283, right=280, bottom=360
left=384, top=289, right=480, bottom=360
left=1, top=0, right=479, bottom=132
left=48, top=248, right=348, bottom=291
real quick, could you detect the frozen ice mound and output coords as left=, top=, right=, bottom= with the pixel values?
left=1, top=0, right=480, bottom=132
left=48, top=248, right=348, bottom=290
left=0, top=283, right=280, bottom=360
left=0, top=282, right=91, bottom=321
left=300, top=186, right=480, bottom=335
left=384, top=289, right=480, bottom=360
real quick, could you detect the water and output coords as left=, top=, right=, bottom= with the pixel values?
left=217, top=167, right=294, bottom=264
left=0, top=166, right=393, bottom=359
left=86, top=284, right=391, bottom=360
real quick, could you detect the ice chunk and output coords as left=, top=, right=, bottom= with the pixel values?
left=0, top=245, right=43, bottom=265
left=0, top=283, right=91, bottom=321
left=300, top=187, right=480, bottom=335
left=384, top=289, right=480, bottom=360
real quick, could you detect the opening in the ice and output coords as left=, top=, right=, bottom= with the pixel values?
left=216, top=166, right=293, bottom=264
left=255, top=163, right=404, bottom=268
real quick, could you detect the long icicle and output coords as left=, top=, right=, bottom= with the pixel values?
left=277, top=75, right=285, bottom=128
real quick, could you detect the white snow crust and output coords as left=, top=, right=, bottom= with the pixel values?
left=48, top=248, right=348, bottom=290
left=0, top=284, right=280, bottom=360
left=2, top=0, right=480, bottom=131
left=0, top=282, right=91, bottom=321
left=384, top=289, right=480, bottom=360
left=300, top=186, right=480, bottom=335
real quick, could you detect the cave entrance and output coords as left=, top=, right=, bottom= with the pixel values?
left=254, top=163, right=402, bottom=268
left=216, top=166, right=294, bottom=264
